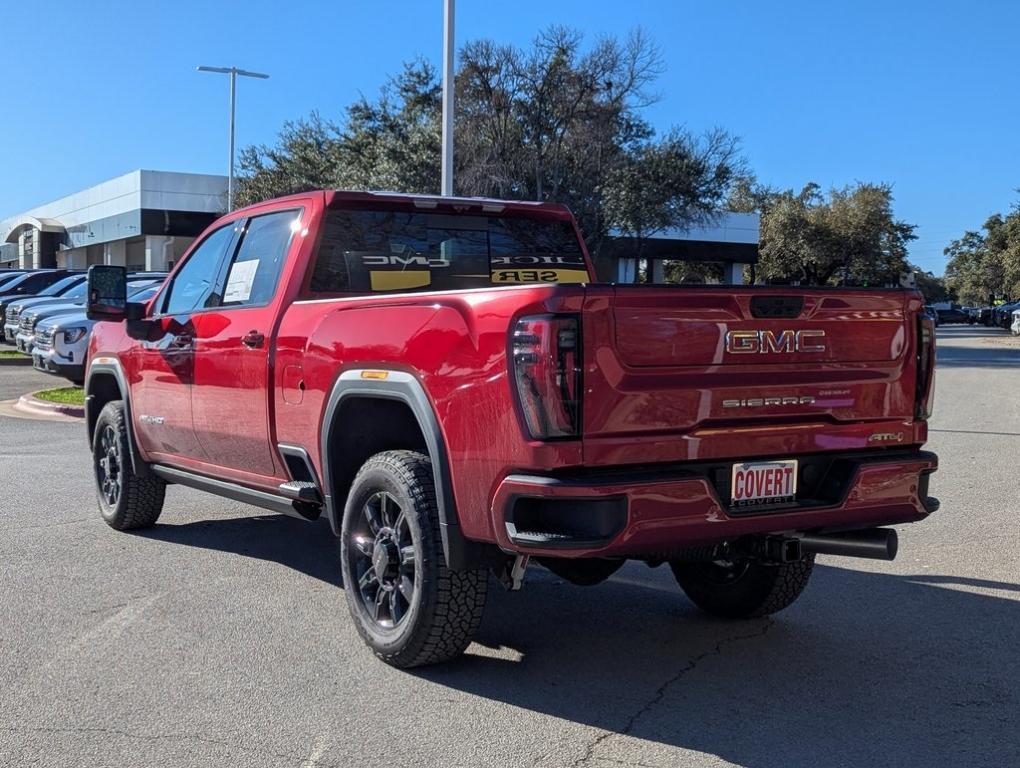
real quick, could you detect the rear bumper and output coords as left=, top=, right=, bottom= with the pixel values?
left=490, top=450, right=938, bottom=558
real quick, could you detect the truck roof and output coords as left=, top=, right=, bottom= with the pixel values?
left=231, top=189, right=575, bottom=219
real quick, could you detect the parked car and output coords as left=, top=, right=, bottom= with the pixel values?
left=0, top=271, right=29, bottom=289
left=1, top=272, right=85, bottom=342
left=0, top=270, right=74, bottom=302
left=993, top=301, right=1020, bottom=329
left=82, top=190, right=939, bottom=668
left=32, top=283, right=163, bottom=384
left=15, top=277, right=165, bottom=353
left=976, top=306, right=994, bottom=326
left=921, top=306, right=939, bottom=326
left=935, top=307, right=971, bottom=324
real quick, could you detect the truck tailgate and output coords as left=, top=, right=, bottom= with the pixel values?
left=582, top=285, right=924, bottom=467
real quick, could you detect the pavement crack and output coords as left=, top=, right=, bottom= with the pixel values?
left=572, top=617, right=776, bottom=768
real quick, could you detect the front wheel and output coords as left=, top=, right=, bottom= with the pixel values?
left=670, top=555, right=815, bottom=619
left=340, top=450, right=488, bottom=668
left=93, top=400, right=166, bottom=530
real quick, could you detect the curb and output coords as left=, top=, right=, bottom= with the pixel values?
left=0, top=355, right=32, bottom=366
left=15, top=391, right=85, bottom=419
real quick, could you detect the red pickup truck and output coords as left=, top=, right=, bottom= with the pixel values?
left=84, top=190, right=938, bottom=667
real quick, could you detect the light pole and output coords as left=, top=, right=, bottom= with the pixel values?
left=196, top=65, right=270, bottom=211
left=441, top=0, right=455, bottom=196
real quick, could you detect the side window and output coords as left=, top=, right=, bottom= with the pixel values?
left=162, top=224, right=236, bottom=315
left=221, top=210, right=298, bottom=307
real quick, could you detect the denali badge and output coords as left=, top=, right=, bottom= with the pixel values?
left=725, top=329, right=827, bottom=354
left=722, top=396, right=817, bottom=409
left=139, top=414, right=165, bottom=425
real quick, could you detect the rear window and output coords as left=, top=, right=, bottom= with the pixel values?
left=308, top=209, right=588, bottom=294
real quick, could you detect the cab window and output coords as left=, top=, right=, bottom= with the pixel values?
left=161, top=224, right=236, bottom=315
left=220, top=210, right=299, bottom=307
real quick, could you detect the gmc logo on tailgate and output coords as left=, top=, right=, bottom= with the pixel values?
left=725, top=329, right=827, bottom=354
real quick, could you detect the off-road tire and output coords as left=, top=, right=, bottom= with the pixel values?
left=670, top=554, right=815, bottom=619
left=93, top=400, right=165, bottom=530
left=340, top=450, right=487, bottom=668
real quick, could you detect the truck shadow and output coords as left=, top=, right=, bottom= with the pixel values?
left=432, top=564, right=1020, bottom=768
left=139, top=514, right=1018, bottom=767
left=139, top=514, right=342, bottom=586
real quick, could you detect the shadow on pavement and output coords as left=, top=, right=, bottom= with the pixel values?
left=435, top=564, right=1019, bottom=767
left=139, top=514, right=341, bottom=586
left=140, top=514, right=1019, bottom=767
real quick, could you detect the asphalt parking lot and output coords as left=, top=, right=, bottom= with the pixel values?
left=1, top=325, right=1017, bottom=768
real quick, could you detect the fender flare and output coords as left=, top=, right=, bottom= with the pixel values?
left=320, top=370, right=495, bottom=570
left=85, top=357, right=149, bottom=477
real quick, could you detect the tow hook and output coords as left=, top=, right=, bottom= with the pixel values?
left=497, top=555, right=530, bottom=591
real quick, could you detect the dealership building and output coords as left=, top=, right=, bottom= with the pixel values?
left=2, top=170, right=758, bottom=282
left=597, top=212, right=759, bottom=284
left=0, top=170, right=228, bottom=272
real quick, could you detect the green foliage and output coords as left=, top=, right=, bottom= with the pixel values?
left=731, top=178, right=916, bottom=287
left=34, top=386, right=85, bottom=405
left=911, top=267, right=952, bottom=304
left=236, top=59, right=442, bottom=207
left=601, top=128, right=743, bottom=248
left=943, top=210, right=1020, bottom=305
left=236, top=27, right=744, bottom=252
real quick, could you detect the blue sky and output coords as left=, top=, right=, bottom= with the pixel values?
left=2, top=0, right=1017, bottom=275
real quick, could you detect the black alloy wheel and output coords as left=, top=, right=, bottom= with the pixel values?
left=347, top=490, right=417, bottom=629
left=96, top=423, right=123, bottom=507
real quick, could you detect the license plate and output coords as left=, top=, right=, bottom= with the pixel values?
left=730, top=459, right=798, bottom=508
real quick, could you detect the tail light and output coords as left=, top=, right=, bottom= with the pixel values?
left=915, top=315, right=936, bottom=419
left=511, top=315, right=582, bottom=439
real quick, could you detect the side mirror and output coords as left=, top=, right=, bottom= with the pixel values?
left=86, top=265, right=127, bottom=321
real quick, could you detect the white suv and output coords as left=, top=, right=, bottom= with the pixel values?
left=32, top=282, right=163, bottom=384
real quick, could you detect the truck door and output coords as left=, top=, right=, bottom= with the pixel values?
left=191, top=209, right=300, bottom=480
left=132, top=222, right=238, bottom=461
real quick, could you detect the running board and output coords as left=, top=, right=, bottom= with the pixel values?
left=278, top=480, right=322, bottom=503
left=151, top=465, right=320, bottom=521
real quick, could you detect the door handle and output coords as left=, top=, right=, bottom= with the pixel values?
left=241, top=330, right=265, bottom=349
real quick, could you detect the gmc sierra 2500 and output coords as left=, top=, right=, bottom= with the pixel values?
left=83, top=190, right=938, bottom=668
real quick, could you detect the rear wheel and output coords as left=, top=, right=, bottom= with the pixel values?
left=670, top=555, right=815, bottom=619
left=340, top=450, right=487, bottom=668
left=92, top=400, right=165, bottom=530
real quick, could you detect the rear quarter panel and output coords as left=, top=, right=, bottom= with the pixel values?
left=273, top=285, right=585, bottom=542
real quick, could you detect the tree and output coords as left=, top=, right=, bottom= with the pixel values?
left=235, top=60, right=442, bottom=207
left=731, top=178, right=916, bottom=286
left=911, top=267, right=952, bottom=304
left=942, top=210, right=1020, bottom=305
left=236, top=27, right=745, bottom=255
left=601, top=127, right=743, bottom=247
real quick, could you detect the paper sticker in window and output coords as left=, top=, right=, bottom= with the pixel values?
left=224, top=259, right=259, bottom=303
